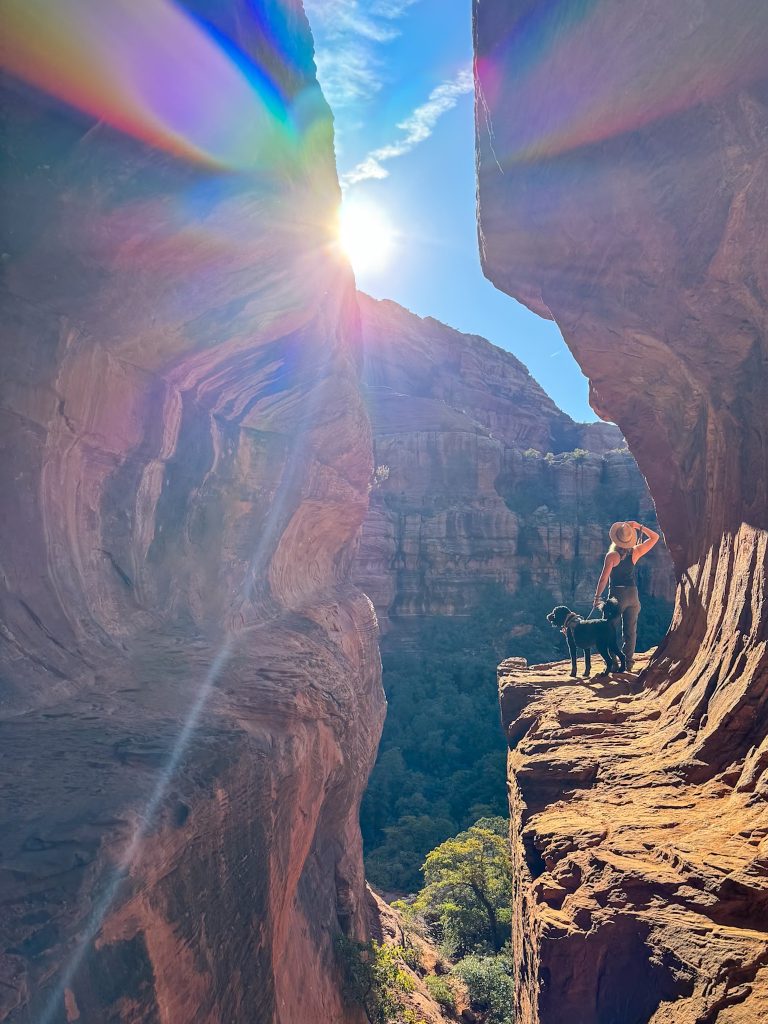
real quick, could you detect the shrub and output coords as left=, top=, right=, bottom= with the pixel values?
left=335, top=936, right=415, bottom=1024
left=424, top=973, right=456, bottom=1010
left=452, top=952, right=515, bottom=1024
left=398, top=942, right=422, bottom=972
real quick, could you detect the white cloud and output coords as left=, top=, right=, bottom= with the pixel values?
left=304, top=1, right=471, bottom=178
left=305, top=0, right=420, bottom=107
left=313, top=45, right=383, bottom=107
left=340, top=67, right=473, bottom=186
left=369, top=0, right=420, bottom=15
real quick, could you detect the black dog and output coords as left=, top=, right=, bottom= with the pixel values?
left=546, top=598, right=626, bottom=677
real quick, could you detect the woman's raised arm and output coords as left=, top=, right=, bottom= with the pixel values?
left=629, top=521, right=660, bottom=561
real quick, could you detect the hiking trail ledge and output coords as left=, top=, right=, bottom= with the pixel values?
left=477, top=0, right=768, bottom=1020
left=499, top=655, right=768, bottom=1023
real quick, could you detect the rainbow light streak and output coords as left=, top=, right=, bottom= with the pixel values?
left=479, top=0, right=768, bottom=165
left=39, top=641, right=235, bottom=1024
left=40, top=331, right=334, bottom=1023
left=0, top=0, right=297, bottom=170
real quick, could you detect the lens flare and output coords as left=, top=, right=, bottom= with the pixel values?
left=37, top=284, right=339, bottom=1024
left=0, top=0, right=296, bottom=170
left=478, top=0, right=768, bottom=165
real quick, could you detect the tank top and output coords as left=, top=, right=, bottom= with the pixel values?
left=610, top=548, right=637, bottom=587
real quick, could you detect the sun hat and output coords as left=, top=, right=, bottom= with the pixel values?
left=609, top=521, right=636, bottom=548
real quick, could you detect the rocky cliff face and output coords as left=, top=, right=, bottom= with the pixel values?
left=0, top=4, right=383, bottom=1022
left=498, top=655, right=768, bottom=1024
left=476, top=0, right=768, bottom=1020
left=355, top=293, right=673, bottom=641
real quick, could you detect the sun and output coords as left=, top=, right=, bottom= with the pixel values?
left=337, top=199, right=395, bottom=275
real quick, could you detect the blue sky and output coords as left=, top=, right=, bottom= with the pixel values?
left=304, top=0, right=596, bottom=423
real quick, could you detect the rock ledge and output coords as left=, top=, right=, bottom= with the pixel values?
left=498, top=656, right=768, bottom=1024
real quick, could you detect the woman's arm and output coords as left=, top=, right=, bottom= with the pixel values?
left=629, top=520, right=660, bottom=561
left=593, top=552, right=619, bottom=606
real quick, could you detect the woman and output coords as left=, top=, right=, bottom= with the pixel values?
left=593, top=520, right=659, bottom=672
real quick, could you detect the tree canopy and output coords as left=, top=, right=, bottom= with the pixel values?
left=413, top=817, right=512, bottom=955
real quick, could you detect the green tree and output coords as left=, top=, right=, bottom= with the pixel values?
left=336, top=937, right=415, bottom=1024
left=413, top=817, right=512, bottom=955
left=365, top=814, right=456, bottom=892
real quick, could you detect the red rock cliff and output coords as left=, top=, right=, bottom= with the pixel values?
left=355, top=293, right=673, bottom=642
left=475, top=1, right=768, bottom=1020
left=0, top=4, right=383, bottom=1022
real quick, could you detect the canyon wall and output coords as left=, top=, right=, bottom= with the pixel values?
left=476, top=1, right=768, bottom=1021
left=355, top=293, right=673, bottom=643
left=0, top=3, right=383, bottom=1022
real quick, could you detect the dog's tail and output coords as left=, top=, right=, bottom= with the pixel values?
left=601, top=596, right=622, bottom=621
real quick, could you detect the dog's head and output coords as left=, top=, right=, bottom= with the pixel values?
left=601, top=596, right=621, bottom=621
left=546, top=606, right=571, bottom=629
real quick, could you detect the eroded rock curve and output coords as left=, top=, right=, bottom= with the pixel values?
left=0, top=3, right=383, bottom=1021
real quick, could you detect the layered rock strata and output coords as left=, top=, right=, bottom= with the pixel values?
left=476, top=0, right=768, bottom=1020
left=0, top=4, right=383, bottom=1022
left=355, top=293, right=673, bottom=637
left=499, top=656, right=768, bottom=1023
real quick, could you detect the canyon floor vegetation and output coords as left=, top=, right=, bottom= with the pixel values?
left=400, top=818, right=515, bottom=1023
left=339, top=818, right=515, bottom=1024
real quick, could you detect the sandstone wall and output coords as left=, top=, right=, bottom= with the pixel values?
left=498, top=655, right=768, bottom=1024
left=355, top=294, right=674, bottom=640
left=0, top=4, right=382, bottom=1022
left=475, top=1, right=768, bottom=1020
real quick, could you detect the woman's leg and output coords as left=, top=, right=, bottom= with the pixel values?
left=622, top=590, right=641, bottom=669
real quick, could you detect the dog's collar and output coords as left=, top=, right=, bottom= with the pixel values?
left=561, top=611, right=581, bottom=633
